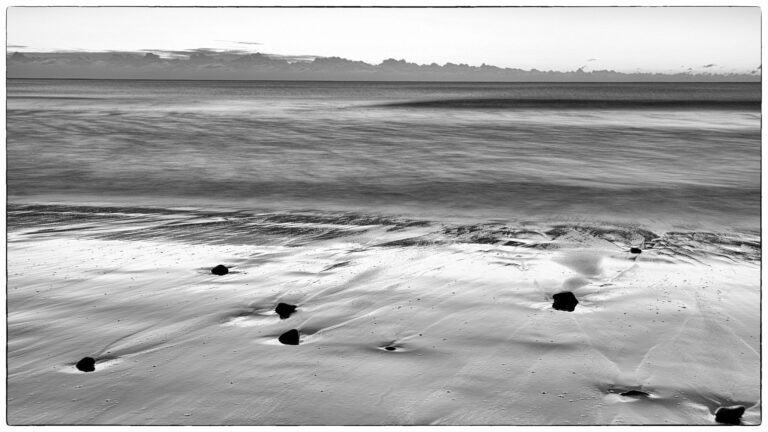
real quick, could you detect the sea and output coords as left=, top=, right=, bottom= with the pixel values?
left=6, top=79, right=761, bottom=248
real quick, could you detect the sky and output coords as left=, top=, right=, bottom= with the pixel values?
left=7, top=7, right=761, bottom=74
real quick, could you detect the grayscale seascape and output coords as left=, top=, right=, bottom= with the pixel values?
left=6, top=6, right=761, bottom=426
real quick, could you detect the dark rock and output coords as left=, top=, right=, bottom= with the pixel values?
left=552, top=291, right=579, bottom=312
left=275, top=303, right=297, bottom=319
left=620, top=390, right=650, bottom=398
left=76, top=357, right=96, bottom=372
left=211, top=265, right=229, bottom=276
left=715, top=406, right=745, bottom=425
left=630, top=247, right=642, bottom=254
left=385, top=346, right=396, bottom=351
left=278, top=329, right=300, bottom=345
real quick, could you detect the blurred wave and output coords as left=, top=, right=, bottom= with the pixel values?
left=374, top=98, right=760, bottom=110
left=7, top=204, right=760, bottom=263
left=6, top=79, right=761, bottom=232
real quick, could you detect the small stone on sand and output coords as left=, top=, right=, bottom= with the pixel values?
left=211, top=265, right=228, bottom=275
left=630, top=247, right=642, bottom=254
left=385, top=346, right=396, bottom=351
left=552, top=291, right=579, bottom=312
left=76, top=357, right=96, bottom=372
left=715, top=406, right=745, bottom=425
left=275, top=303, right=297, bottom=319
left=278, top=329, right=300, bottom=345
left=620, top=390, right=650, bottom=398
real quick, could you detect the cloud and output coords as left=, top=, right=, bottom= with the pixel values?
left=8, top=44, right=27, bottom=48
left=216, top=40, right=262, bottom=45
left=268, top=53, right=317, bottom=63
left=702, top=64, right=716, bottom=68
left=5, top=49, right=760, bottom=82
left=586, top=58, right=598, bottom=62
left=9, top=52, right=32, bottom=62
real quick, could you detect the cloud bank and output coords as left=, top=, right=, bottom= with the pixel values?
left=6, top=50, right=761, bottom=82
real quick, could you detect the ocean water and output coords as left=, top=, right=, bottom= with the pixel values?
left=6, top=79, right=761, bottom=233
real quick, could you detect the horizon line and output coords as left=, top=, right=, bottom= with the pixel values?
left=5, top=77, right=761, bottom=84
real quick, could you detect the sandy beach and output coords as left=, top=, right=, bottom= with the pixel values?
left=6, top=205, right=760, bottom=425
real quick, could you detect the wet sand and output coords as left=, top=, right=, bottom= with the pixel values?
left=6, top=207, right=761, bottom=425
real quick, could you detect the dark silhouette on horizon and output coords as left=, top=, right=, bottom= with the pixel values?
left=6, top=49, right=761, bottom=82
